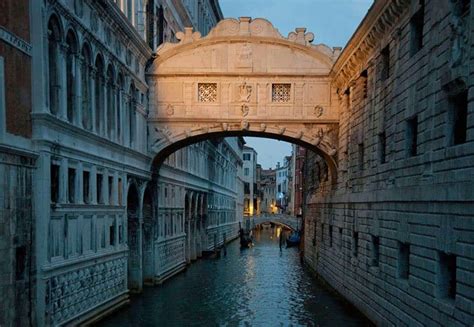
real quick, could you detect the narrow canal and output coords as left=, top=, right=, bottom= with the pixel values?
left=99, top=227, right=372, bottom=326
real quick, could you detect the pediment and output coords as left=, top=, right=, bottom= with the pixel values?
left=150, top=17, right=340, bottom=76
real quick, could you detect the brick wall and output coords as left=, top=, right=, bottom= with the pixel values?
left=0, top=149, right=36, bottom=327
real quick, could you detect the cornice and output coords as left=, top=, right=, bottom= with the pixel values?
left=330, top=0, right=410, bottom=92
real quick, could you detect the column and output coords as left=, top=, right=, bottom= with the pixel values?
left=91, top=165, right=97, bottom=204
left=77, top=162, right=84, bottom=204
left=90, top=69, right=97, bottom=133
left=75, top=55, right=82, bottom=126
left=59, top=157, right=68, bottom=203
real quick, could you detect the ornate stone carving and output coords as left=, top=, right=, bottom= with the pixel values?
left=239, top=82, right=252, bottom=102
left=260, top=123, right=267, bottom=132
left=313, top=105, right=324, bottom=117
left=236, top=43, right=252, bottom=68
left=166, top=104, right=174, bottom=116
left=449, top=0, right=468, bottom=68
left=241, top=104, right=250, bottom=117
left=176, top=27, right=201, bottom=44
left=45, top=258, right=127, bottom=325
left=288, top=28, right=314, bottom=46
left=74, top=0, right=84, bottom=17
left=241, top=121, right=249, bottom=130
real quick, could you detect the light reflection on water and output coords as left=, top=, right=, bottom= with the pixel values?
left=99, top=227, right=372, bottom=327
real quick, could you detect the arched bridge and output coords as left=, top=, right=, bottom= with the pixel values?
left=148, top=17, right=342, bottom=182
left=249, top=214, right=301, bottom=231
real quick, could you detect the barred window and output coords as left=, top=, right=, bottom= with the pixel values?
left=198, top=83, right=217, bottom=102
left=272, top=83, right=291, bottom=102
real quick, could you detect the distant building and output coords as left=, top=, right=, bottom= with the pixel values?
left=275, top=157, right=292, bottom=214
left=242, top=146, right=259, bottom=216
left=260, top=168, right=277, bottom=214
left=292, top=145, right=306, bottom=217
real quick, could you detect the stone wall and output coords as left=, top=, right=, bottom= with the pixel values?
left=0, top=148, right=36, bottom=327
left=303, top=0, right=474, bottom=325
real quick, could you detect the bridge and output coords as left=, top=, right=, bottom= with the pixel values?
left=247, top=214, right=301, bottom=231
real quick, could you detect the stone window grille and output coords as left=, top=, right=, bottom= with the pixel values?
left=198, top=83, right=217, bottom=102
left=352, top=231, right=359, bottom=257
left=410, top=0, right=425, bottom=56
left=51, top=163, right=60, bottom=203
left=272, top=83, right=291, bottom=102
left=339, top=227, right=343, bottom=249
left=329, top=225, right=333, bottom=248
left=406, top=116, right=418, bottom=157
left=68, top=168, right=76, bottom=203
left=449, top=90, right=468, bottom=145
left=83, top=171, right=90, bottom=204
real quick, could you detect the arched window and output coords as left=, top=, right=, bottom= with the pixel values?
left=106, top=65, right=115, bottom=139
left=116, top=74, right=123, bottom=143
left=94, top=55, right=104, bottom=134
left=47, top=16, right=62, bottom=115
left=129, top=82, right=136, bottom=147
left=65, top=30, right=78, bottom=123
left=81, top=43, right=92, bottom=130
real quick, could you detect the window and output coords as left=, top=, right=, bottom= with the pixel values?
left=406, top=116, right=418, bottom=157
left=244, top=182, right=250, bottom=194
left=15, top=246, right=26, bottom=281
left=352, top=231, right=359, bottom=257
left=198, top=83, right=217, bottom=102
left=381, top=45, right=390, bottom=81
left=398, top=242, right=410, bottom=279
left=272, top=83, right=291, bottom=102
left=449, top=90, right=468, bottom=145
left=329, top=225, right=333, bottom=247
left=358, top=143, right=364, bottom=170
left=106, top=66, right=115, bottom=138
left=95, top=56, right=104, bottom=134
left=83, top=171, right=90, bottom=203
left=118, top=178, right=123, bottom=206
left=371, top=236, right=380, bottom=267
left=129, top=83, right=136, bottom=147
left=81, top=45, right=92, bottom=130
left=51, top=163, right=60, bottom=203
left=437, top=252, right=456, bottom=299
left=321, top=224, right=324, bottom=245
left=109, top=223, right=115, bottom=246
left=378, top=132, right=387, bottom=164
left=244, top=168, right=249, bottom=176
left=66, top=31, right=77, bottom=123
left=243, top=153, right=251, bottom=161
left=48, top=17, right=61, bottom=115
left=97, top=173, right=104, bottom=204
left=68, top=168, right=76, bottom=203
left=108, top=176, right=114, bottom=204
left=339, top=227, right=343, bottom=249
left=410, top=0, right=425, bottom=56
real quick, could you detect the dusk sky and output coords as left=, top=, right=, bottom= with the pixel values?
left=220, top=0, right=373, bottom=169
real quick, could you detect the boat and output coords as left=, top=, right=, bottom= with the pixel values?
left=239, top=228, right=253, bottom=248
left=286, top=231, right=301, bottom=247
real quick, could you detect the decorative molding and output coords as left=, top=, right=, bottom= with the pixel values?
left=0, top=26, right=32, bottom=56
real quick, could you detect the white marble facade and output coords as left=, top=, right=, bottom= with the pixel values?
left=28, top=0, right=226, bottom=325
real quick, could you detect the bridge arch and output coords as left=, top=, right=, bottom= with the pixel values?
left=147, top=17, right=342, bottom=184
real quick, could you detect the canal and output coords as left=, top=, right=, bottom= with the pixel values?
left=99, top=227, right=372, bottom=326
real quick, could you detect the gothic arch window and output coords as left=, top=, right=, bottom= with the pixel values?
left=81, top=43, right=92, bottom=130
left=47, top=15, right=62, bottom=115
left=94, top=54, right=104, bottom=134
left=106, top=64, right=115, bottom=139
left=116, top=73, right=124, bottom=143
left=65, top=29, right=78, bottom=123
left=128, top=82, right=136, bottom=147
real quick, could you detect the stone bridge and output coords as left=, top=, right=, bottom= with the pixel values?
left=147, top=17, right=342, bottom=182
left=249, top=214, right=301, bottom=231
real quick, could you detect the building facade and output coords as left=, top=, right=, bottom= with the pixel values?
left=303, top=0, right=474, bottom=326
left=0, top=0, right=225, bottom=325
left=242, top=146, right=259, bottom=216
left=259, top=168, right=277, bottom=214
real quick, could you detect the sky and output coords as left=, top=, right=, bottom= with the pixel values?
left=219, top=0, right=374, bottom=169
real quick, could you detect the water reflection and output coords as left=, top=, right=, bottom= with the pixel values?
left=99, top=227, right=372, bottom=326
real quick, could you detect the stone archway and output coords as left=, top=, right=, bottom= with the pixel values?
left=147, top=17, right=342, bottom=181
left=142, top=184, right=154, bottom=285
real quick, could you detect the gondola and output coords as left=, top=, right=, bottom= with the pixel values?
left=239, top=228, right=253, bottom=248
left=286, top=231, right=301, bottom=247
